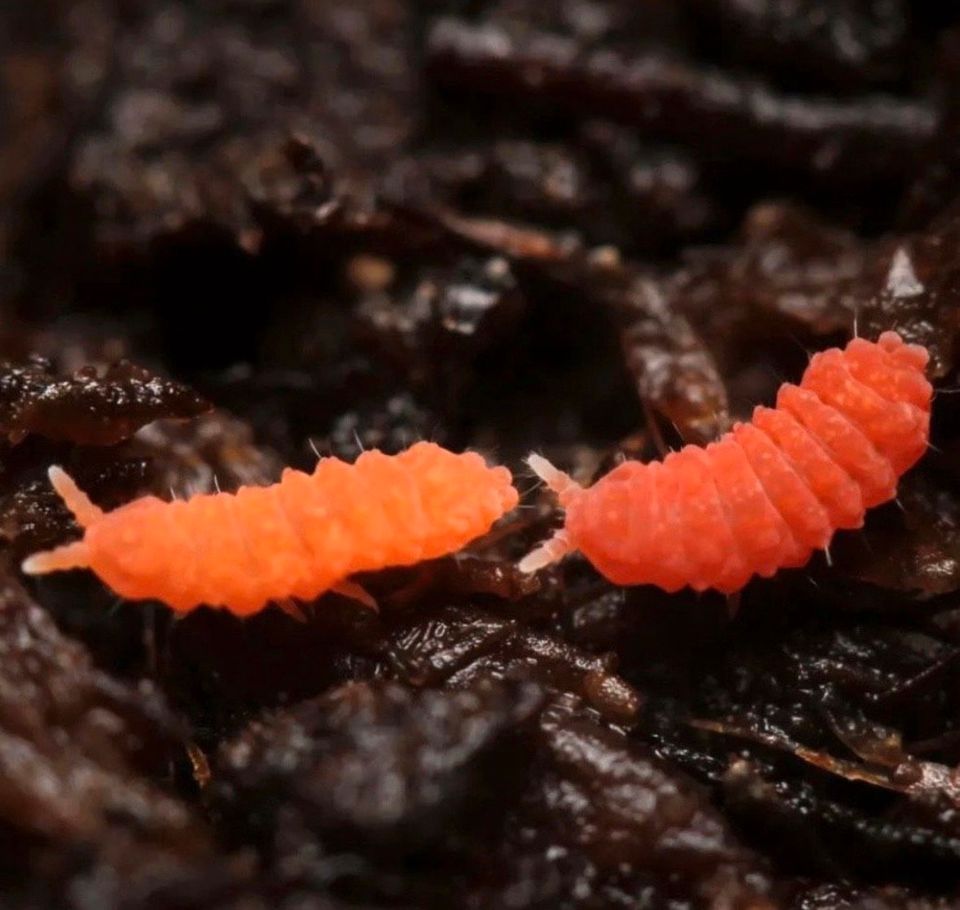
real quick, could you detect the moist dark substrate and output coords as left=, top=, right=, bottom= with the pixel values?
left=2, top=2, right=960, bottom=908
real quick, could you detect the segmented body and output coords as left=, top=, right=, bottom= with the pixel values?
left=23, top=442, right=518, bottom=615
left=521, top=332, right=932, bottom=593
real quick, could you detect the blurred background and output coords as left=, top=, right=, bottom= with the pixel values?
left=4, top=3, right=960, bottom=909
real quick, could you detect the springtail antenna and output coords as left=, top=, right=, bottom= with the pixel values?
left=519, top=454, right=583, bottom=573
left=518, top=529, right=573, bottom=574
left=526, top=453, right=583, bottom=507
left=48, top=466, right=105, bottom=528
left=22, top=541, right=91, bottom=575
left=21, top=466, right=102, bottom=576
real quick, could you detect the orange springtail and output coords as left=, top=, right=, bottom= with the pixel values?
left=23, top=441, right=518, bottom=616
left=521, top=332, right=932, bottom=593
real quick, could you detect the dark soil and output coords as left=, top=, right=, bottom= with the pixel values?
left=2, top=1, right=960, bottom=907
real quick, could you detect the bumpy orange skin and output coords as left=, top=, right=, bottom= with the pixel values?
left=564, top=332, right=932, bottom=594
left=70, top=443, right=517, bottom=615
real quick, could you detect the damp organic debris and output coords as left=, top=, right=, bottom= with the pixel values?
left=4, top=2, right=960, bottom=909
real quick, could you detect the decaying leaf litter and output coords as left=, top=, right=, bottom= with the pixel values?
left=3, top=1, right=960, bottom=907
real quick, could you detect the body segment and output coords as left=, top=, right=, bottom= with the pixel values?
left=521, top=332, right=932, bottom=594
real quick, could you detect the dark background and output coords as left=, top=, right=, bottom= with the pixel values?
left=2, top=2, right=960, bottom=908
